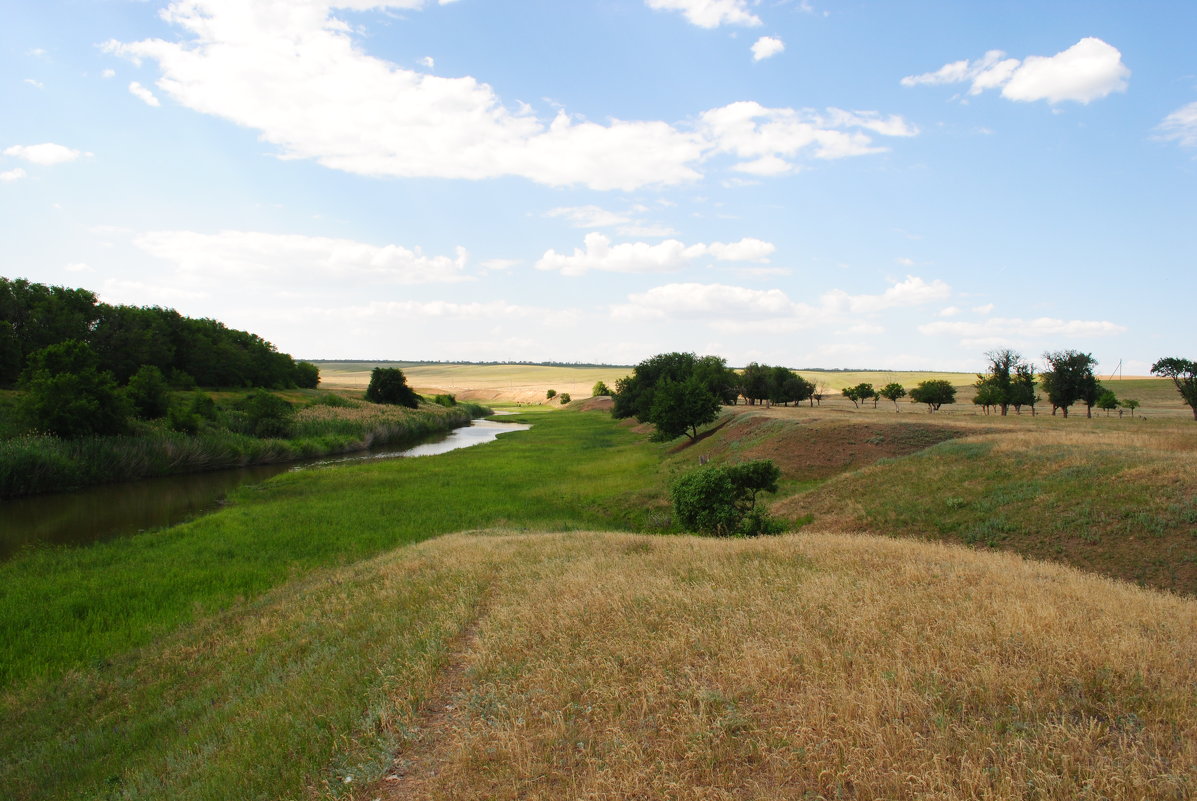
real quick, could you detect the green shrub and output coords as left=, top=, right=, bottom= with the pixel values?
left=19, top=341, right=130, bottom=438
left=365, top=367, right=419, bottom=408
left=671, top=459, right=783, bottom=537
left=235, top=390, right=294, bottom=439
left=430, top=394, right=457, bottom=407
left=558, top=393, right=571, bottom=404
left=125, top=365, right=170, bottom=419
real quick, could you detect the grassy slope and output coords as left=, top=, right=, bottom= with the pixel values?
left=4, top=531, right=1194, bottom=800
left=0, top=406, right=667, bottom=687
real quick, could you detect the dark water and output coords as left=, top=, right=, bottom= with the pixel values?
left=0, top=417, right=530, bottom=560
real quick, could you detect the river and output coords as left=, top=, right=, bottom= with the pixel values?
left=0, top=417, right=530, bottom=560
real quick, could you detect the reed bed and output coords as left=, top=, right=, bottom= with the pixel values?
left=0, top=401, right=485, bottom=498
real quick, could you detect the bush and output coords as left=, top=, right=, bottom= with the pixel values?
left=546, top=389, right=557, bottom=400
left=235, top=389, right=294, bottom=439
left=125, top=365, right=171, bottom=419
left=558, top=393, right=571, bottom=405
left=19, top=340, right=130, bottom=438
left=592, top=381, right=611, bottom=396
left=430, top=394, right=457, bottom=407
left=365, top=367, right=419, bottom=408
left=670, top=459, right=784, bottom=537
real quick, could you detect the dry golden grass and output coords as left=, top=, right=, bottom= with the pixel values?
left=316, top=362, right=630, bottom=404
left=361, top=530, right=1197, bottom=801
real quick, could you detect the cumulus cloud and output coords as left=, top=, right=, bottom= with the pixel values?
left=546, top=205, right=633, bottom=229
left=0, top=168, right=27, bottom=182
left=1156, top=101, right=1197, bottom=148
left=3, top=143, right=87, bottom=165
left=701, top=102, right=917, bottom=170
left=611, top=275, right=953, bottom=331
left=751, top=36, right=784, bottom=62
left=103, top=0, right=913, bottom=190
left=645, top=0, right=761, bottom=28
left=902, top=37, right=1129, bottom=104
left=917, top=316, right=1125, bottom=339
left=133, top=229, right=470, bottom=285
left=129, top=81, right=161, bottom=106
left=536, top=233, right=775, bottom=276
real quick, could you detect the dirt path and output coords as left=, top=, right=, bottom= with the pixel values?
left=366, top=598, right=490, bottom=800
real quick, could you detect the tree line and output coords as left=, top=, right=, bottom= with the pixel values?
left=0, top=277, right=318, bottom=390
left=610, top=349, right=1197, bottom=443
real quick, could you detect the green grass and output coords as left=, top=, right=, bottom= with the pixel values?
left=0, top=397, right=486, bottom=498
left=0, top=407, right=667, bottom=688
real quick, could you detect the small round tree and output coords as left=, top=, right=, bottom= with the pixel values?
left=365, top=367, right=420, bottom=408
left=546, top=389, right=557, bottom=400
left=671, top=459, right=783, bottom=537
left=19, top=340, right=131, bottom=438
left=909, top=380, right=957, bottom=412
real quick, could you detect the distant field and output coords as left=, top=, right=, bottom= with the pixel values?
left=315, top=362, right=1188, bottom=416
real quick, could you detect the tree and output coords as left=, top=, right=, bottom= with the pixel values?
left=909, top=380, right=956, bottom=412
left=1011, top=362, right=1039, bottom=415
left=1150, top=357, right=1197, bottom=420
left=848, top=382, right=876, bottom=409
left=365, top=367, right=420, bottom=408
left=647, top=375, right=721, bottom=442
left=558, top=392, right=571, bottom=404
left=294, top=361, right=320, bottom=389
left=591, top=380, right=611, bottom=397
left=18, top=340, right=130, bottom=438
left=740, top=362, right=771, bottom=405
left=613, top=352, right=734, bottom=420
left=1096, top=389, right=1119, bottom=416
left=236, top=389, right=295, bottom=438
left=546, top=388, right=557, bottom=400
left=1119, top=398, right=1140, bottom=417
left=879, top=382, right=906, bottom=411
left=670, top=459, right=783, bottom=537
left=974, top=349, right=1026, bottom=416
left=1041, top=351, right=1098, bottom=418
left=125, top=364, right=171, bottom=419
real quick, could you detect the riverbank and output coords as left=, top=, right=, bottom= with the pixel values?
left=0, top=395, right=490, bottom=499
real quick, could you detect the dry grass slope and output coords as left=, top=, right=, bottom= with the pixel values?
left=363, top=530, right=1196, bottom=801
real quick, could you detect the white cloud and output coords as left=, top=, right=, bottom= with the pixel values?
left=917, top=317, right=1125, bottom=338
left=618, top=224, right=679, bottom=238
left=0, top=168, right=27, bottom=182
left=645, top=0, right=761, bottom=28
left=751, top=36, right=784, bottom=62
left=902, top=37, right=1129, bottom=104
left=102, top=69, right=116, bottom=79
left=480, top=258, right=520, bottom=271
left=614, top=283, right=796, bottom=320
left=700, top=102, right=917, bottom=169
left=546, top=205, right=632, bottom=228
left=896, top=256, right=915, bottom=266
left=419, top=56, right=435, bottom=68
left=24, top=78, right=45, bottom=89
left=536, top=233, right=774, bottom=276
left=938, top=306, right=961, bottom=317
left=1156, top=101, right=1197, bottom=148
left=611, top=274, right=953, bottom=331
left=129, top=81, right=161, bottom=106
left=65, top=262, right=93, bottom=272
left=820, top=275, right=951, bottom=313
left=3, top=143, right=87, bottom=165
left=133, top=229, right=470, bottom=285
left=972, top=303, right=995, bottom=315
left=104, top=1, right=913, bottom=190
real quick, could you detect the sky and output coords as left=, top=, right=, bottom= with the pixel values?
left=2, top=0, right=1195, bottom=373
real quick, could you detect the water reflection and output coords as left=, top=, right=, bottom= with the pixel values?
left=0, top=417, right=530, bottom=560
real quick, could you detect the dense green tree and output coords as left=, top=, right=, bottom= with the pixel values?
left=591, top=380, right=611, bottom=397
left=647, top=375, right=721, bottom=441
left=740, top=361, right=772, bottom=405
left=558, top=392, right=571, bottom=404
left=365, top=367, right=420, bottom=408
left=909, top=380, right=957, bottom=412
left=879, top=382, right=906, bottom=411
left=1010, top=363, right=1039, bottom=415
left=846, top=382, right=876, bottom=409
left=1041, top=351, right=1098, bottom=418
left=778, top=372, right=815, bottom=406
left=670, top=459, right=783, bottom=537
left=973, top=382, right=1003, bottom=414
left=0, top=321, right=19, bottom=387
left=125, top=365, right=171, bottom=419
left=19, top=340, right=130, bottom=438
left=546, top=388, right=557, bottom=400
left=235, top=389, right=295, bottom=438
left=1150, top=357, right=1197, bottom=420
left=613, top=352, right=731, bottom=420
left=294, top=361, right=320, bottom=389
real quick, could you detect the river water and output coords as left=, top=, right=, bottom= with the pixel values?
left=0, top=417, right=530, bottom=560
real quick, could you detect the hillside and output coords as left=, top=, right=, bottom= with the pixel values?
left=5, top=529, right=1194, bottom=800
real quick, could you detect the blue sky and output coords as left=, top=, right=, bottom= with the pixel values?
left=2, top=0, right=1195, bottom=372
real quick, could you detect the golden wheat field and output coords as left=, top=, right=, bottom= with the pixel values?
left=349, top=529, right=1197, bottom=801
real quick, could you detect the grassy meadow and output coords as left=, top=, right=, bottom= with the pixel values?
left=3, top=364, right=1197, bottom=800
